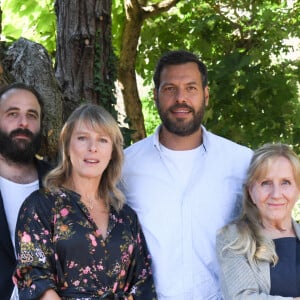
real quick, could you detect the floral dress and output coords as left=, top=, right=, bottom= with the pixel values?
left=14, top=187, right=157, bottom=300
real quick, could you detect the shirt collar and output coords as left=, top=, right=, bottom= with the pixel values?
left=153, top=125, right=162, bottom=151
left=153, top=124, right=208, bottom=152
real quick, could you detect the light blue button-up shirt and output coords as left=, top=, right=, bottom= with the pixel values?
left=122, top=126, right=253, bottom=300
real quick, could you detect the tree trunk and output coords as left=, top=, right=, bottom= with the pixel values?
left=55, top=0, right=117, bottom=121
left=118, top=3, right=145, bottom=142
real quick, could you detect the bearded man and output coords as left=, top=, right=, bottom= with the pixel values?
left=0, top=83, right=50, bottom=300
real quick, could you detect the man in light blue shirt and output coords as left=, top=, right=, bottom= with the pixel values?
left=121, top=50, right=252, bottom=299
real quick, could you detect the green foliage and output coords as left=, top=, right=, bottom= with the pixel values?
left=111, top=0, right=125, bottom=58
left=1, top=0, right=56, bottom=56
left=207, top=53, right=300, bottom=151
left=142, top=93, right=160, bottom=134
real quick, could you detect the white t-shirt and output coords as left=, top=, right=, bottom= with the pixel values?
left=0, top=176, right=39, bottom=249
left=160, top=143, right=204, bottom=190
left=0, top=176, right=39, bottom=300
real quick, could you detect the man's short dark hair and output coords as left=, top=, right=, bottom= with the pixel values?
left=153, top=50, right=208, bottom=90
left=0, top=82, right=44, bottom=120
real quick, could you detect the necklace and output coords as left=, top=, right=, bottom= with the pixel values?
left=85, top=194, right=96, bottom=210
left=64, top=179, right=100, bottom=211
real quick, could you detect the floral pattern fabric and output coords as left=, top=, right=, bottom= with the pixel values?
left=14, top=187, right=157, bottom=300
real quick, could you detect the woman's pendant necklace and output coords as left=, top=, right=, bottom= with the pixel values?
left=85, top=195, right=95, bottom=210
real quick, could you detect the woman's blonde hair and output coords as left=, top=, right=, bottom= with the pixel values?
left=44, top=103, right=125, bottom=211
left=222, top=143, right=300, bottom=265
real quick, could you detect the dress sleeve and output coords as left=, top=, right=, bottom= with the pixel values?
left=123, top=212, right=157, bottom=300
left=216, top=227, right=293, bottom=300
left=13, top=189, right=57, bottom=300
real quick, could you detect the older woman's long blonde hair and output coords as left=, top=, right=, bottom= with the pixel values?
left=222, top=143, right=300, bottom=265
left=44, top=103, right=125, bottom=211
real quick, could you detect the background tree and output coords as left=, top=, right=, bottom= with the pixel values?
left=55, top=0, right=117, bottom=120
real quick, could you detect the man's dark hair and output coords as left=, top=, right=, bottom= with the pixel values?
left=0, top=82, right=44, bottom=120
left=153, top=50, right=208, bottom=90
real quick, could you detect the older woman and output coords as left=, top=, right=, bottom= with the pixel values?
left=13, top=104, right=157, bottom=300
left=216, top=143, right=300, bottom=299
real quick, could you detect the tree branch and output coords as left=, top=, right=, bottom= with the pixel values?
left=141, top=0, right=182, bottom=20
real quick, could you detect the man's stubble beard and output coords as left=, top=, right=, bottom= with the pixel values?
left=156, top=98, right=205, bottom=136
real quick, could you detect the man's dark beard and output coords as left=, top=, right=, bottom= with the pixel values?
left=157, top=101, right=205, bottom=136
left=0, top=128, right=41, bottom=164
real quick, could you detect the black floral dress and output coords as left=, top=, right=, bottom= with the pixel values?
left=14, top=187, right=157, bottom=300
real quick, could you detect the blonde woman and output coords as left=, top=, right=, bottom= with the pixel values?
left=216, top=143, right=300, bottom=299
left=14, top=104, right=156, bottom=300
